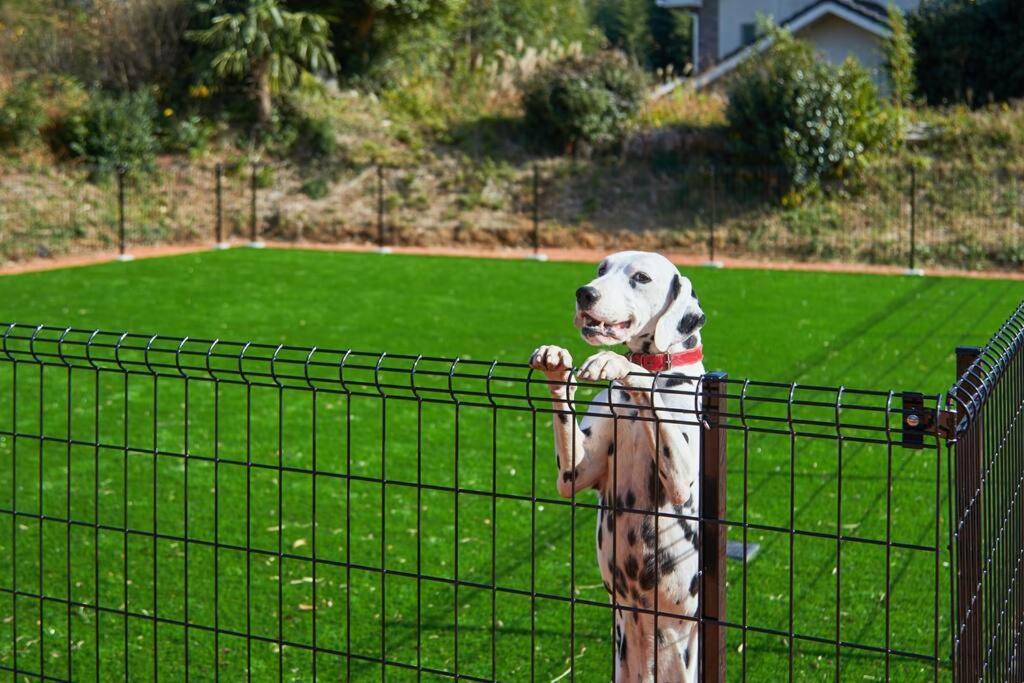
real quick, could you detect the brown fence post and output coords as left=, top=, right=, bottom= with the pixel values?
left=701, top=371, right=728, bottom=683
left=954, top=346, right=982, bottom=682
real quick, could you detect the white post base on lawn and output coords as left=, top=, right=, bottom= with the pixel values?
left=704, top=260, right=725, bottom=269
left=214, top=242, right=231, bottom=250
left=377, top=247, right=393, bottom=254
left=248, top=241, right=266, bottom=249
left=526, top=253, right=548, bottom=262
left=904, top=267, right=925, bottom=277
left=115, top=254, right=134, bottom=262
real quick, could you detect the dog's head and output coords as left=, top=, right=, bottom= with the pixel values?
left=574, top=251, right=704, bottom=352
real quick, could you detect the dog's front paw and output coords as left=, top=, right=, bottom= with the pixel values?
left=530, top=345, right=573, bottom=377
left=578, top=352, right=631, bottom=382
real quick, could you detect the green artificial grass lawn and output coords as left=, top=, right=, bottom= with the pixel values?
left=0, top=248, right=1021, bottom=682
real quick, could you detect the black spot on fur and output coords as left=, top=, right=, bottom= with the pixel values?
left=662, top=445, right=672, bottom=461
left=607, top=441, right=615, bottom=456
left=640, top=515, right=656, bottom=546
left=684, top=646, right=690, bottom=668
left=663, top=373, right=692, bottom=387
left=625, top=490, right=636, bottom=508
left=682, top=334, right=699, bottom=350
left=639, top=548, right=681, bottom=592
left=581, top=426, right=592, bottom=437
left=597, top=528, right=603, bottom=549
left=689, top=573, right=700, bottom=596
left=647, top=460, right=667, bottom=507
left=562, top=468, right=577, bottom=483
left=632, top=610, right=639, bottom=623
left=627, top=528, right=637, bottom=546
left=619, top=391, right=631, bottom=402
left=630, top=410, right=639, bottom=418
left=603, top=579, right=613, bottom=595
left=667, top=274, right=681, bottom=306
left=641, top=340, right=651, bottom=353
left=619, top=630, right=629, bottom=659
left=677, top=310, right=706, bottom=336
left=624, top=554, right=639, bottom=580
left=557, top=413, right=568, bottom=425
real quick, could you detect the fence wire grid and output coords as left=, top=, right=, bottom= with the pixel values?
left=0, top=304, right=1019, bottom=681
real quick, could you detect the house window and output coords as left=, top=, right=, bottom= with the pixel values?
left=741, top=22, right=758, bottom=46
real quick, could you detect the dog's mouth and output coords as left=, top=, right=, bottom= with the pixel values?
left=579, top=313, right=633, bottom=340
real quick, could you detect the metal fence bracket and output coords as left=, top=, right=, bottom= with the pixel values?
left=900, top=391, right=955, bottom=447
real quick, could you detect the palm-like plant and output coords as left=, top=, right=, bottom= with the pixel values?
left=188, top=0, right=337, bottom=124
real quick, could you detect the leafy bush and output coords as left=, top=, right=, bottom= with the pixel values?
left=726, top=27, right=895, bottom=192
left=263, top=100, right=337, bottom=159
left=909, top=0, right=1024, bottom=106
left=300, top=175, right=329, bottom=199
left=0, top=79, right=46, bottom=149
left=57, top=90, right=158, bottom=176
left=523, top=51, right=647, bottom=151
left=158, top=112, right=212, bottom=155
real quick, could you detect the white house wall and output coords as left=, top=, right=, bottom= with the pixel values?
left=717, top=0, right=819, bottom=58
left=716, top=0, right=919, bottom=60
left=795, top=14, right=886, bottom=80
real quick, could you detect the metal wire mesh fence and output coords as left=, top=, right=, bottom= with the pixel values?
left=0, top=303, right=1020, bottom=680
left=3, top=160, right=1024, bottom=271
left=948, top=302, right=1024, bottom=682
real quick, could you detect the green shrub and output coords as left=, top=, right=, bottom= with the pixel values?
left=264, top=100, right=337, bottom=159
left=158, top=112, right=211, bottom=155
left=726, top=27, right=895, bottom=192
left=300, top=175, right=329, bottom=199
left=0, top=79, right=46, bottom=150
left=522, top=51, right=647, bottom=151
left=58, top=90, right=158, bottom=177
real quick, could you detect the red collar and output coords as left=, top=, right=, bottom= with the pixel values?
left=628, top=346, right=703, bottom=373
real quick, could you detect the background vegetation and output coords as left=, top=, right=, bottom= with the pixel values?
left=0, top=0, right=1022, bottom=268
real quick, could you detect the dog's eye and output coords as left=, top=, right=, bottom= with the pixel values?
left=633, top=272, right=652, bottom=284
left=597, top=263, right=608, bottom=276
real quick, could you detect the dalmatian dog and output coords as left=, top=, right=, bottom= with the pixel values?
left=529, top=251, right=705, bottom=683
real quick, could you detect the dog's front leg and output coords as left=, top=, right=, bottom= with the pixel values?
left=530, top=345, right=607, bottom=497
left=579, top=352, right=695, bottom=506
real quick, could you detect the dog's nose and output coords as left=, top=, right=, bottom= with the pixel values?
left=576, top=286, right=600, bottom=309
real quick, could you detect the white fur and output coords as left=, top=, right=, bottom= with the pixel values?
left=530, top=251, right=706, bottom=683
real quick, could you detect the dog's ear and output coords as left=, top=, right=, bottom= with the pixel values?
left=654, top=274, right=705, bottom=351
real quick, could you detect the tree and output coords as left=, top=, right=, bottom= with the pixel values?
left=883, top=3, right=915, bottom=108
left=188, top=0, right=337, bottom=124
left=592, top=0, right=692, bottom=73
left=908, top=0, right=1024, bottom=105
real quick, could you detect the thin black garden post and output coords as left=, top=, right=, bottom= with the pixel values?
left=700, top=371, right=728, bottom=683
left=527, top=163, right=546, bottom=261
left=705, top=164, right=723, bottom=268
left=954, top=345, right=983, bottom=683
left=906, top=165, right=922, bottom=275
left=214, top=162, right=229, bottom=249
left=115, top=163, right=132, bottom=262
left=376, top=162, right=390, bottom=253
left=248, top=162, right=264, bottom=248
